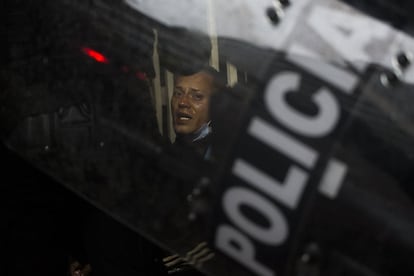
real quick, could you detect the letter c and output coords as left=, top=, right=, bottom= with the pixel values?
left=265, top=71, right=339, bottom=137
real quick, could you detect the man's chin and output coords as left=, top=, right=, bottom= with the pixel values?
left=174, top=126, right=195, bottom=135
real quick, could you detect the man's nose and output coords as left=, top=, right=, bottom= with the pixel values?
left=178, top=94, right=191, bottom=107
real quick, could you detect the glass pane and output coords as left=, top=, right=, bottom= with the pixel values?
left=2, top=1, right=414, bottom=275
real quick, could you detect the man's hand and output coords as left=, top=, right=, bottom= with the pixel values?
left=69, top=260, right=92, bottom=276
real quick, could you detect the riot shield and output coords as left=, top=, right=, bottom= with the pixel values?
left=2, top=0, right=414, bottom=275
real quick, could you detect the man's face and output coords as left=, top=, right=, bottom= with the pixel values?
left=171, top=71, right=214, bottom=135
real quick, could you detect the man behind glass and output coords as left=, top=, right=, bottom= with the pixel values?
left=171, top=66, right=223, bottom=160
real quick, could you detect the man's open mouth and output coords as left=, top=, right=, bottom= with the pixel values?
left=175, top=112, right=193, bottom=121
left=176, top=112, right=192, bottom=122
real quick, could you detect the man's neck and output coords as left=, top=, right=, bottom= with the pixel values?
left=176, top=122, right=211, bottom=143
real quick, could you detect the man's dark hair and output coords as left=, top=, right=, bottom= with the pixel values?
left=175, top=65, right=227, bottom=94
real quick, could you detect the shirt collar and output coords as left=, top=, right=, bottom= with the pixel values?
left=191, top=121, right=212, bottom=142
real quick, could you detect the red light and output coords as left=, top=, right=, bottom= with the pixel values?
left=82, top=47, right=109, bottom=63
left=136, top=71, right=147, bottom=80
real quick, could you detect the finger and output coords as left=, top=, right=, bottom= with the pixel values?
left=81, top=264, right=92, bottom=276
left=70, top=261, right=81, bottom=274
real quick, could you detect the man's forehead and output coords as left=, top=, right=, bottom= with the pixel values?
left=175, top=71, right=215, bottom=90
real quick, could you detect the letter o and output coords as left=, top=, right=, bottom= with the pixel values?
left=223, top=187, right=288, bottom=245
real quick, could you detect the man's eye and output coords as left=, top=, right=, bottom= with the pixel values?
left=192, top=93, right=204, bottom=101
left=173, top=90, right=183, bottom=97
